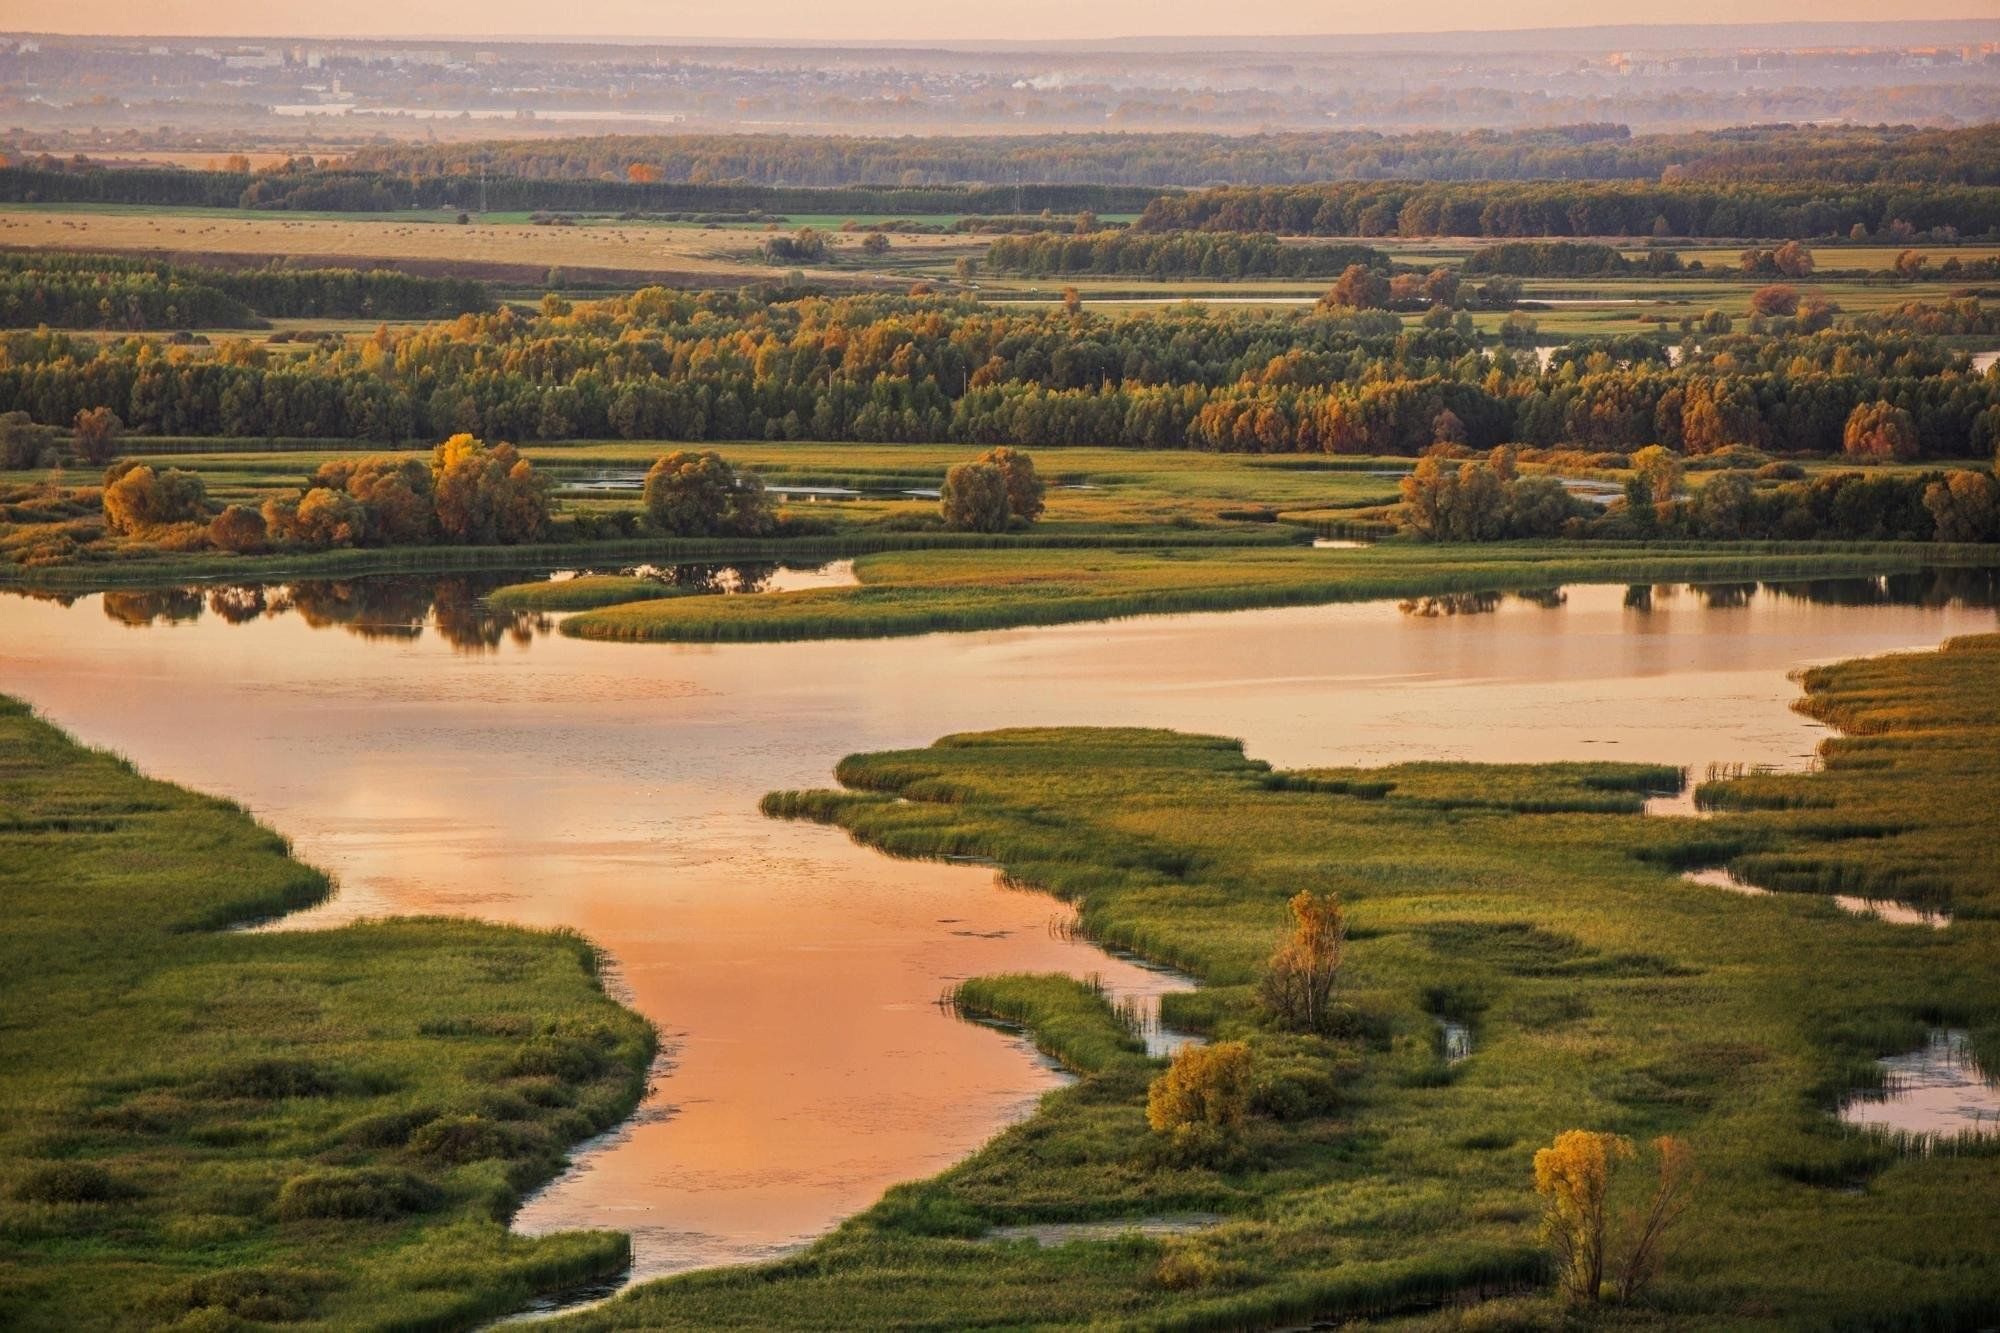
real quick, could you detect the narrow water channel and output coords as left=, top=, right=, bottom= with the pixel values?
left=0, top=567, right=1994, bottom=1290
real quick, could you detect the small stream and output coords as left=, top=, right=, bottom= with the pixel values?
left=1841, top=1030, right=2000, bottom=1142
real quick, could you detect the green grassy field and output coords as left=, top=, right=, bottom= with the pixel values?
left=0, top=697, right=655, bottom=1330
left=552, top=633, right=2000, bottom=1329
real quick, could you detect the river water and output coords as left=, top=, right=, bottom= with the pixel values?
left=0, top=565, right=1994, bottom=1291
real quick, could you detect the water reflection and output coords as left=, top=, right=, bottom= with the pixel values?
left=0, top=565, right=1995, bottom=1293
left=1841, top=1030, right=2000, bottom=1142
left=79, top=560, right=854, bottom=652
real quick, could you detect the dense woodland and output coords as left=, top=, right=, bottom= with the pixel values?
left=341, top=124, right=2000, bottom=189
left=2, top=292, right=1996, bottom=458
left=982, top=232, right=1386, bottom=279
left=0, top=165, right=1153, bottom=220
left=0, top=253, right=491, bottom=329
left=1137, top=181, right=2000, bottom=239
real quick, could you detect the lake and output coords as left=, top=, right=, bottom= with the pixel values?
left=1, top=565, right=1995, bottom=1294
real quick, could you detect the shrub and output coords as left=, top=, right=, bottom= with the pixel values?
left=274, top=1167, right=441, bottom=1221
left=940, top=461, right=1012, bottom=533
left=312, top=455, right=435, bottom=544
left=1147, top=1040, right=1253, bottom=1158
left=1749, top=284, right=1799, bottom=317
left=0, top=411, right=58, bottom=469
left=101, top=463, right=209, bottom=534
left=407, top=1113, right=519, bottom=1164
left=208, top=504, right=269, bottom=554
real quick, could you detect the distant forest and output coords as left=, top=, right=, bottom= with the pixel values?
left=342, top=125, right=2000, bottom=189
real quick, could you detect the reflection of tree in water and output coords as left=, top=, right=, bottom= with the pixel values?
left=1697, top=582, right=1758, bottom=609
left=613, top=562, right=779, bottom=594
left=430, top=578, right=549, bottom=653
left=1623, top=584, right=1653, bottom=612
left=1511, top=587, right=1567, bottom=610
left=207, top=585, right=267, bottom=625
left=1399, top=591, right=1503, bottom=618
left=1761, top=569, right=2000, bottom=609
left=100, top=588, right=204, bottom=627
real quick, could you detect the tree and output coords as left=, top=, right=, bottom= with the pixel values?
left=1498, top=311, right=1538, bottom=347
left=977, top=447, right=1045, bottom=524
left=1925, top=470, right=2000, bottom=543
left=1631, top=445, right=1683, bottom=506
left=1061, top=286, right=1083, bottom=316
left=71, top=407, right=122, bottom=465
left=625, top=162, right=662, bottom=184
left=1323, top=263, right=1390, bottom=310
left=0, top=412, right=57, bottom=469
left=1146, top=1041, right=1253, bottom=1160
left=1431, top=409, right=1467, bottom=446
left=642, top=449, right=773, bottom=537
left=1771, top=240, right=1814, bottom=278
left=280, top=487, right=368, bottom=549
left=1843, top=400, right=1920, bottom=461
left=940, top=461, right=1012, bottom=533
left=1534, top=1131, right=1695, bottom=1306
left=101, top=463, right=209, bottom=534
left=207, top=504, right=268, bottom=554
left=1694, top=471, right=1756, bottom=538
left=861, top=232, right=890, bottom=257
left=1399, top=458, right=1507, bottom=541
left=313, top=455, right=436, bottom=545
left=1748, top=284, right=1798, bottom=317
left=1257, top=890, right=1345, bottom=1033
left=429, top=434, right=551, bottom=544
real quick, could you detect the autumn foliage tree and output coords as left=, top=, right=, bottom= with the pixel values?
left=1533, top=1131, right=1695, bottom=1305
left=429, top=434, right=551, bottom=544
left=101, top=462, right=209, bottom=535
left=1843, top=399, right=1920, bottom=461
left=977, top=446, right=1045, bottom=523
left=1258, top=890, right=1346, bottom=1033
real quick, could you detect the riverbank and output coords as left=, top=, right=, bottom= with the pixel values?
left=562, top=540, right=2000, bottom=642
left=563, top=635, right=2000, bottom=1328
left=0, top=698, right=654, bottom=1329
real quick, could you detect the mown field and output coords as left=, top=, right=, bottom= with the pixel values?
left=0, top=696, right=655, bottom=1329
left=549, top=633, right=2000, bottom=1329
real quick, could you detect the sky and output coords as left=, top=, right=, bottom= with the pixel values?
left=12, top=1, right=1999, bottom=43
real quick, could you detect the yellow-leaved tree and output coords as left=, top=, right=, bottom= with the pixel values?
left=1258, top=890, right=1345, bottom=1033
left=1533, top=1130, right=1695, bottom=1305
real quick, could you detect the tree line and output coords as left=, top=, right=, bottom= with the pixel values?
left=1136, top=181, right=2000, bottom=240
left=0, top=165, right=1156, bottom=220
left=337, top=124, right=2000, bottom=189
left=2, top=293, right=1996, bottom=458
left=983, top=232, right=1387, bottom=280
left=0, top=253, right=492, bottom=330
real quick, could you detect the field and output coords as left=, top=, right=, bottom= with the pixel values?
left=553, top=632, right=2000, bottom=1329
left=0, top=696, right=655, bottom=1328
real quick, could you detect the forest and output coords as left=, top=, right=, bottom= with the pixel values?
left=339, top=124, right=2000, bottom=189
left=0, top=253, right=492, bottom=329
left=2, top=293, right=1997, bottom=458
left=982, top=232, right=1387, bottom=279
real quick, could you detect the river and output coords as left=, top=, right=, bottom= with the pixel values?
left=1, top=565, right=1995, bottom=1295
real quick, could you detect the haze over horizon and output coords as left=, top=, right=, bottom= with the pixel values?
left=10, top=3, right=1999, bottom=44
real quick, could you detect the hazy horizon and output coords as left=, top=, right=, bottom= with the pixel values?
left=10, top=5, right=1999, bottom=44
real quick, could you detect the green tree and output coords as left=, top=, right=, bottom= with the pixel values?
left=0, top=411, right=57, bottom=470
left=940, top=461, right=1012, bottom=533
left=976, top=447, right=1045, bottom=524
left=642, top=450, right=773, bottom=537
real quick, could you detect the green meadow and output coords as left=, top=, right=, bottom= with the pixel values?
left=0, top=697, right=654, bottom=1330
left=550, top=633, right=2000, bottom=1330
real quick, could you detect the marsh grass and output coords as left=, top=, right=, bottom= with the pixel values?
left=0, top=696, right=654, bottom=1330
left=566, top=637, right=2000, bottom=1329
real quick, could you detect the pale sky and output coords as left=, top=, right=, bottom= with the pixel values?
left=11, top=1, right=1998, bottom=44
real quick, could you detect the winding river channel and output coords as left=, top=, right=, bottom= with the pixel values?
left=2, top=564, right=1996, bottom=1296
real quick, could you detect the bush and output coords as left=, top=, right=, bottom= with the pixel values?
left=71, top=407, right=122, bottom=465
left=208, top=504, right=269, bottom=554
left=407, top=1113, right=520, bottom=1164
left=101, top=463, right=210, bottom=534
left=274, top=1167, right=441, bottom=1221
left=0, top=411, right=58, bottom=469
left=1147, top=1040, right=1253, bottom=1159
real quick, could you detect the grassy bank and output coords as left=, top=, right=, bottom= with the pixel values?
left=569, top=636, right=2000, bottom=1329
left=0, top=697, right=655, bottom=1330
left=563, top=540, right=2000, bottom=642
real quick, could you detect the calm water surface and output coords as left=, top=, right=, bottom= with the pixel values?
left=1, top=567, right=1994, bottom=1291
